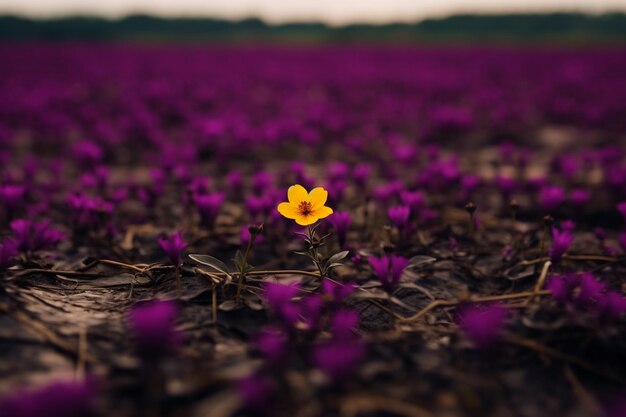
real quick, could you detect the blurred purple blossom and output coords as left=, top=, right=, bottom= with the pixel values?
left=400, top=190, right=425, bottom=211
left=312, top=338, right=366, bottom=380
left=254, top=326, right=288, bottom=364
left=321, top=278, right=356, bottom=304
left=388, top=205, right=410, bottom=229
left=549, top=227, right=574, bottom=264
left=128, top=300, right=181, bottom=357
left=596, top=291, right=626, bottom=321
left=569, top=189, right=590, bottom=208
left=368, top=255, right=409, bottom=292
left=66, top=194, right=113, bottom=230
left=194, top=192, right=225, bottom=229
left=263, top=282, right=300, bottom=325
left=157, top=230, right=187, bottom=266
left=352, top=163, right=372, bottom=188
left=547, top=272, right=608, bottom=310
left=328, top=211, right=352, bottom=249
left=10, top=219, right=64, bottom=253
left=0, top=379, right=96, bottom=417
left=456, top=303, right=508, bottom=348
left=0, top=238, right=17, bottom=269
left=539, top=186, right=566, bottom=213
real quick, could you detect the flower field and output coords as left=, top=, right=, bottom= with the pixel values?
left=0, top=44, right=625, bottom=417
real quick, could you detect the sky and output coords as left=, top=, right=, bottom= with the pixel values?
left=1, top=0, right=626, bottom=25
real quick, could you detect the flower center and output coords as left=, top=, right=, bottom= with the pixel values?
left=298, top=201, right=313, bottom=216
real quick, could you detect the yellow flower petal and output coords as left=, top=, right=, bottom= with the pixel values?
left=277, top=202, right=299, bottom=219
left=295, top=214, right=318, bottom=226
left=312, top=206, right=333, bottom=220
left=308, top=187, right=328, bottom=210
left=288, top=184, right=309, bottom=205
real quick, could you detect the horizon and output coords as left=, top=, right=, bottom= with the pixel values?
left=1, top=0, right=626, bottom=25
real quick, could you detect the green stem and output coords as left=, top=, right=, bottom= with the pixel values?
left=307, top=224, right=324, bottom=278
left=236, top=236, right=254, bottom=303
left=212, top=282, right=217, bottom=322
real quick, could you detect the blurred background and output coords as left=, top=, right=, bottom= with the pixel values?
left=1, top=0, right=626, bottom=42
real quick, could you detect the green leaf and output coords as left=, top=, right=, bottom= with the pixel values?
left=327, top=250, right=350, bottom=265
left=218, top=300, right=242, bottom=311
left=188, top=254, right=231, bottom=276
left=233, top=250, right=245, bottom=270
left=407, top=255, right=437, bottom=268
left=357, top=248, right=378, bottom=258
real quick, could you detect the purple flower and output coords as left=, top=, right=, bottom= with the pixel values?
left=547, top=273, right=607, bottom=310
left=327, top=162, right=350, bottom=181
left=251, top=171, right=274, bottom=194
left=312, top=339, right=366, bottom=380
left=157, top=231, right=187, bottom=266
left=400, top=190, right=425, bottom=211
left=194, top=192, right=224, bottom=229
left=352, top=163, right=372, bottom=188
left=263, top=282, right=300, bottom=325
left=10, top=219, right=65, bottom=253
left=329, top=309, right=359, bottom=340
left=254, top=326, right=287, bottom=364
left=596, top=291, right=626, bottom=321
left=549, top=227, right=574, bottom=264
left=387, top=205, right=410, bottom=229
left=66, top=194, right=113, bottom=229
left=186, top=176, right=211, bottom=197
left=328, top=211, right=352, bottom=249
left=371, top=182, right=400, bottom=204
left=128, top=300, right=181, bottom=357
left=539, top=186, right=566, bottom=213
left=460, top=175, right=481, bottom=200
left=0, top=184, right=26, bottom=212
left=226, top=170, right=243, bottom=192
left=325, top=179, right=346, bottom=202
left=71, top=140, right=103, bottom=165
left=495, top=175, right=516, bottom=200
left=0, top=379, right=96, bottom=417
left=321, top=278, right=356, bottom=304
left=368, top=255, right=409, bottom=292
left=577, top=272, right=606, bottom=306
left=456, top=303, right=508, bottom=348
left=0, top=238, right=18, bottom=269
left=569, top=189, right=590, bottom=208
left=246, top=194, right=274, bottom=221
left=300, top=295, right=324, bottom=329
left=546, top=274, right=579, bottom=304
left=560, top=220, right=576, bottom=231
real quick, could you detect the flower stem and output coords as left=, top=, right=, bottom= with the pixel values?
left=236, top=237, right=254, bottom=303
left=212, top=282, right=217, bottom=322
left=307, top=224, right=324, bottom=278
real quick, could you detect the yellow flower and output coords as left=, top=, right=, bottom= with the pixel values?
left=277, top=184, right=333, bottom=226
